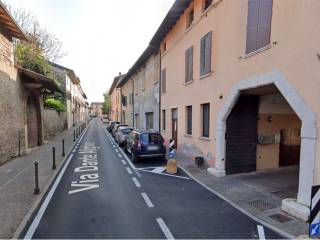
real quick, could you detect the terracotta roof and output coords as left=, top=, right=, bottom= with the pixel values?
left=0, top=2, right=28, bottom=41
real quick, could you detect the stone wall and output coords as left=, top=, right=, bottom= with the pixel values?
left=0, top=70, right=27, bottom=165
left=43, top=109, right=67, bottom=141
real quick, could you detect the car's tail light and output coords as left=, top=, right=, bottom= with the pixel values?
left=136, top=140, right=142, bottom=150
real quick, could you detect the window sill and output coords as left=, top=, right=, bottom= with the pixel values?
left=239, top=44, right=272, bottom=59
left=185, top=23, right=195, bottom=33
left=200, top=71, right=213, bottom=80
left=185, top=134, right=193, bottom=138
left=199, top=136, right=211, bottom=142
left=183, top=79, right=194, bottom=86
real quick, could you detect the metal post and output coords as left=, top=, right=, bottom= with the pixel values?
left=52, top=147, right=56, bottom=170
left=34, top=162, right=40, bottom=195
left=73, top=130, right=76, bottom=142
left=62, top=139, right=65, bottom=157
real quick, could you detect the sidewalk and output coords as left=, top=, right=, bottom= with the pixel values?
left=0, top=123, right=86, bottom=239
left=176, top=152, right=309, bottom=238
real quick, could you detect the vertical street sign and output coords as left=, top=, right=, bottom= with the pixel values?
left=310, top=185, right=320, bottom=238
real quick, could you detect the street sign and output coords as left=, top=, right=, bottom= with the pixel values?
left=310, top=185, right=320, bottom=238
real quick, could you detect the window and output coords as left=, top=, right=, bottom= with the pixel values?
left=129, top=93, right=133, bottom=105
left=146, top=112, right=154, bottom=130
left=246, top=0, right=273, bottom=54
left=163, top=41, right=167, bottom=52
left=201, top=103, right=210, bottom=138
left=162, top=110, right=166, bottom=130
left=185, top=46, right=193, bottom=83
left=200, top=32, right=212, bottom=76
left=122, top=95, right=127, bottom=106
left=203, top=0, right=213, bottom=11
left=186, top=8, right=194, bottom=28
left=186, top=106, right=192, bottom=135
left=161, top=68, right=166, bottom=93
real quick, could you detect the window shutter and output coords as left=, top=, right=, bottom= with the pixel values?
left=205, top=32, right=212, bottom=74
left=257, top=0, right=273, bottom=49
left=185, top=48, right=189, bottom=82
left=246, top=0, right=260, bottom=54
left=200, top=37, right=206, bottom=76
left=189, top=46, right=193, bottom=81
left=161, top=69, right=166, bottom=93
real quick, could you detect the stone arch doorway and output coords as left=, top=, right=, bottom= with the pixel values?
left=209, top=71, right=317, bottom=220
left=27, top=94, right=41, bottom=148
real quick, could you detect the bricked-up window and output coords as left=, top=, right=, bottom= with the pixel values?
left=203, top=0, right=213, bottom=11
left=162, top=110, right=166, bottom=130
left=186, top=106, right=192, bottom=135
left=161, top=68, right=166, bottom=93
left=185, top=46, right=193, bottom=83
left=122, top=95, right=127, bottom=106
left=129, top=93, right=133, bottom=105
left=146, top=112, right=154, bottom=130
left=186, top=8, right=194, bottom=28
left=201, top=103, right=210, bottom=138
left=246, top=0, right=273, bottom=54
left=200, top=32, right=212, bottom=76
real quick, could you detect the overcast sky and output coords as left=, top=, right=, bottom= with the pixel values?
left=6, top=0, right=174, bottom=103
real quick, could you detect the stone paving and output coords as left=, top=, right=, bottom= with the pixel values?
left=176, top=152, right=309, bottom=238
left=0, top=122, right=87, bottom=239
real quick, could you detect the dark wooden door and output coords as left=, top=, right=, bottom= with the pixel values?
left=226, top=95, right=259, bottom=175
left=279, top=129, right=301, bottom=167
left=27, top=96, right=40, bottom=148
left=171, top=109, right=178, bottom=149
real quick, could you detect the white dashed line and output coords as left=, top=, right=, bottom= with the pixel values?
left=126, top=167, right=133, bottom=175
left=132, top=177, right=141, bottom=188
left=257, top=225, right=266, bottom=240
left=121, top=160, right=127, bottom=165
left=115, top=149, right=119, bottom=153
left=141, top=193, right=154, bottom=208
left=118, top=153, right=122, bottom=158
left=156, top=218, right=174, bottom=239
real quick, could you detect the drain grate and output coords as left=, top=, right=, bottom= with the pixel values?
left=248, top=199, right=276, bottom=211
left=269, top=213, right=293, bottom=223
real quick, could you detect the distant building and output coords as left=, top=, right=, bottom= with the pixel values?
left=90, top=102, right=103, bottom=117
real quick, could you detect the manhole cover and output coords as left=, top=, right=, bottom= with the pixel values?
left=248, top=199, right=276, bottom=211
left=269, top=213, right=293, bottom=223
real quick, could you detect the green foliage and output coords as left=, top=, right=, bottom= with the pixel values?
left=15, top=42, right=53, bottom=77
left=44, top=98, right=66, bottom=112
left=103, top=93, right=111, bottom=114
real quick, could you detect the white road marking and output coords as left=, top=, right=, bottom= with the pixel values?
left=24, top=125, right=89, bottom=239
left=132, top=177, right=141, bottom=188
left=126, top=167, right=133, bottom=175
left=151, top=167, right=166, bottom=173
left=141, top=192, right=154, bottom=208
left=118, top=153, right=122, bottom=158
left=137, top=169, right=190, bottom=180
left=105, top=131, right=141, bottom=178
left=257, top=225, right=266, bottom=240
left=156, top=218, right=175, bottom=239
left=121, top=160, right=127, bottom=165
left=115, top=149, right=119, bottom=153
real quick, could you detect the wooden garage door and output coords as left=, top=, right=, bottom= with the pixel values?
left=226, top=95, right=259, bottom=175
left=27, top=96, right=40, bottom=148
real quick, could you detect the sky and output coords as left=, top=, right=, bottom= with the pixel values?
left=6, top=0, right=175, bottom=103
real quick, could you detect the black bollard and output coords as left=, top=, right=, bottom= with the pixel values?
left=34, top=162, right=40, bottom=195
left=62, top=139, right=65, bottom=157
left=73, top=130, right=76, bottom=142
left=52, top=147, right=56, bottom=170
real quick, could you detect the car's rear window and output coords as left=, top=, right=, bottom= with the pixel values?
left=122, top=129, right=132, bottom=134
left=141, top=133, right=163, bottom=144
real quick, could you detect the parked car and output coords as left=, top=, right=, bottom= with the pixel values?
left=112, top=124, right=128, bottom=137
left=102, top=117, right=109, bottom=124
left=126, top=130, right=166, bottom=163
left=115, top=126, right=133, bottom=146
left=107, top=121, right=120, bottom=132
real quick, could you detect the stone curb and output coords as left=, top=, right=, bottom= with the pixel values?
left=177, top=162, right=295, bottom=239
left=12, top=123, right=89, bottom=239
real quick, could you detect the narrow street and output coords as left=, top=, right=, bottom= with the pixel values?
left=25, top=119, right=282, bottom=239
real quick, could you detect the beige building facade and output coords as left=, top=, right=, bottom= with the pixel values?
left=153, top=0, right=320, bottom=220
left=109, top=75, right=123, bottom=122
left=117, top=78, right=133, bottom=126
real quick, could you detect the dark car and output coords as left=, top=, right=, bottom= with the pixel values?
left=107, top=121, right=120, bottom=133
left=112, top=124, right=128, bottom=137
left=115, top=126, right=133, bottom=147
left=126, top=130, right=166, bottom=163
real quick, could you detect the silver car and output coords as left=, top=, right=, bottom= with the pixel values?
left=115, top=126, right=133, bottom=146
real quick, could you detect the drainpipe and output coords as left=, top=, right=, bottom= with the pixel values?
left=158, top=51, right=162, bottom=132
left=132, top=78, right=135, bottom=127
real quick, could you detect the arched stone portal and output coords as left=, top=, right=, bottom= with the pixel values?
left=208, top=70, right=317, bottom=221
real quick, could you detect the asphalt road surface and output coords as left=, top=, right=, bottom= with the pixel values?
left=25, top=119, right=283, bottom=239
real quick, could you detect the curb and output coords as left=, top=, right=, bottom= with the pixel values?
left=12, top=123, right=90, bottom=239
left=177, top=162, right=295, bottom=239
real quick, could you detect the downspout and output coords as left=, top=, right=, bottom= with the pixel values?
left=120, top=87, right=122, bottom=124
left=132, top=78, right=135, bottom=127
left=158, top=50, right=162, bottom=132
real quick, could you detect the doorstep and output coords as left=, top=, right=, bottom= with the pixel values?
left=176, top=152, right=308, bottom=238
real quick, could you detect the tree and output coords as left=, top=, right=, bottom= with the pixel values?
left=103, top=93, right=111, bottom=115
left=5, top=3, right=66, bottom=62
